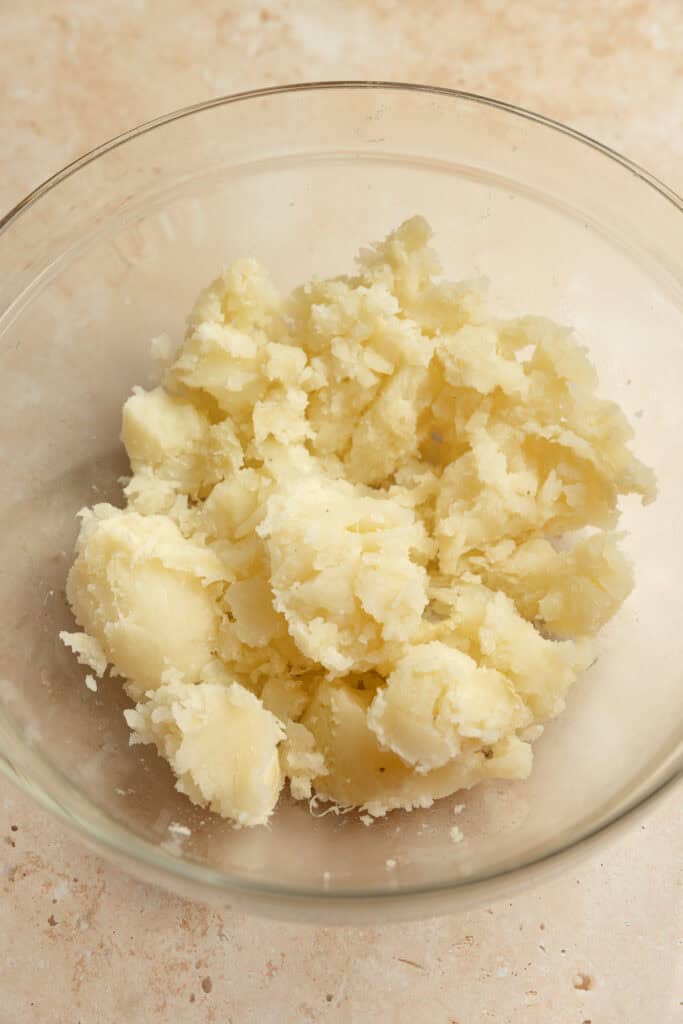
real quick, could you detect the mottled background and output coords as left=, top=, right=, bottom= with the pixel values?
left=1, top=2, right=681, bottom=1022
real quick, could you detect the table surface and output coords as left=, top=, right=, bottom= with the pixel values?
left=1, top=2, right=681, bottom=1022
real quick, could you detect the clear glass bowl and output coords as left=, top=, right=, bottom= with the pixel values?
left=1, top=83, right=681, bottom=923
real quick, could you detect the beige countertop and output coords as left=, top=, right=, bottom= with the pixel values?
left=1, top=2, right=681, bottom=1021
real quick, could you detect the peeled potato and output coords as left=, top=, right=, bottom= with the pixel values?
left=62, top=216, right=653, bottom=827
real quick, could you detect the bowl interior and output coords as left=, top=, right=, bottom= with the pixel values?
left=0, top=85, right=681, bottom=905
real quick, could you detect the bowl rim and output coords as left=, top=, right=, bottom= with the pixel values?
left=2, top=79, right=682, bottom=233
left=1, top=80, right=681, bottom=907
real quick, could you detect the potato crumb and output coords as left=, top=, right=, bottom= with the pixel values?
left=60, top=631, right=107, bottom=677
left=167, top=821, right=192, bottom=837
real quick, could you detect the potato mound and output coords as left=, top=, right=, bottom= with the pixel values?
left=61, top=217, right=655, bottom=826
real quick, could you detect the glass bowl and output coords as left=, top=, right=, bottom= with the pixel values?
left=1, top=83, right=681, bottom=924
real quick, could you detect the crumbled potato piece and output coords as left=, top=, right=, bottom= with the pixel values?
left=65, top=506, right=224, bottom=699
left=258, top=475, right=431, bottom=676
left=367, top=641, right=532, bottom=772
left=125, top=681, right=284, bottom=826
left=303, top=681, right=532, bottom=816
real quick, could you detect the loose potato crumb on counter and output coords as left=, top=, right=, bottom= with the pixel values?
left=450, top=826, right=465, bottom=845
left=61, top=217, right=655, bottom=827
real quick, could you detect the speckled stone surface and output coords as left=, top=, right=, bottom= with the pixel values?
left=1, top=2, right=681, bottom=1021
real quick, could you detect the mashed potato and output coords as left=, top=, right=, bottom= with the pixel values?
left=61, top=217, right=655, bottom=827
